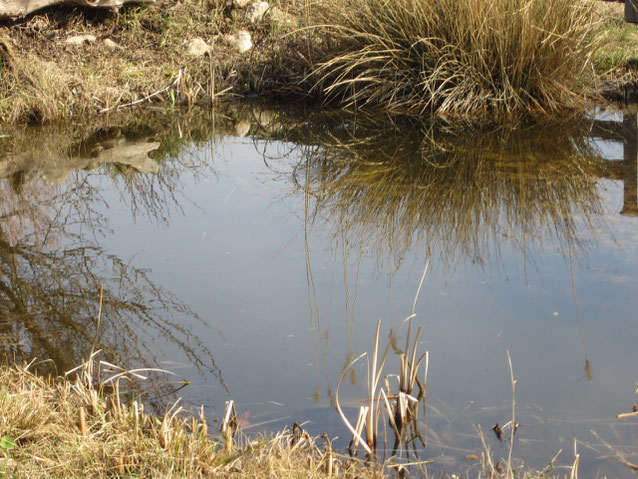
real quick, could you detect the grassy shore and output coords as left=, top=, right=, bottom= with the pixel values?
left=0, top=359, right=384, bottom=478
left=0, top=356, right=576, bottom=479
left=307, top=0, right=600, bottom=114
left=595, top=1, right=638, bottom=80
left=0, top=0, right=636, bottom=122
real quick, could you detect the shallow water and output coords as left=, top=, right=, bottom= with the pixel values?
left=0, top=106, right=637, bottom=476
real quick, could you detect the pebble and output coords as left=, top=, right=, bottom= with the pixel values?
left=65, top=34, right=96, bottom=45
left=223, top=30, right=252, bottom=53
left=186, top=38, right=210, bottom=57
left=103, top=38, right=121, bottom=49
left=245, top=1, right=269, bottom=23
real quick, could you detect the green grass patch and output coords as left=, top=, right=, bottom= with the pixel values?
left=594, top=2, right=638, bottom=74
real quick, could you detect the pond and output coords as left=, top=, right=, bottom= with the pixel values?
left=0, top=104, right=637, bottom=477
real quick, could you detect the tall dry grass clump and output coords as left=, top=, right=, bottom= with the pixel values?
left=0, top=357, right=380, bottom=478
left=307, top=0, right=602, bottom=114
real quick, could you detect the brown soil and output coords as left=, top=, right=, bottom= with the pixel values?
left=0, top=0, right=309, bottom=123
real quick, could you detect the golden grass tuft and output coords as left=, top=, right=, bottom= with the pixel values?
left=0, top=358, right=379, bottom=478
left=305, top=0, right=603, bottom=115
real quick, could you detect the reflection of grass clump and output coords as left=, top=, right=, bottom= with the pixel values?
left=284, top=113, right=607, bottom=269
left=307, top=0, right=601, bottom=114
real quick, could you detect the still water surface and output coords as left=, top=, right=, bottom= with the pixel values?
left=0, top=106, right=637, bottom=476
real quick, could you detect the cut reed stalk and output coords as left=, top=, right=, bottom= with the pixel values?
left=222, top=400, right=239, bottom=451
left=506, top=350, right=516, bottom=478
left=336, top=258, right=431, bottom=458
left=78, top=407, right=87, bottom=437
left=570, top=440, right=580, bottom=479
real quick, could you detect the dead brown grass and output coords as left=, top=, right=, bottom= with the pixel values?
left=0, top=0, right=305, bottom=123
left=0, top=0, right=636, bottom=123
left=0, top=358, right=382, bottom=478
left=303, top=0, right=603, bottom=115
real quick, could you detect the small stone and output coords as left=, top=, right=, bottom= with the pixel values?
left=65, top=34, right=96, bottom=45
left=223, top=30, right=252, bottom=53
left=234, top=119, right=251, bottom=137
left=186, top=38, right=210, bottom=57
left=232, top=0, right=252, bottom=8
left=103, top=38, right=121, bottom=49
left=245, top=1, right=269, bottom=23
left=269, top=6, right=295, bottom=27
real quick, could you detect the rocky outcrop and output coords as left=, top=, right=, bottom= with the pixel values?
left=0, top=0, right=155, bottom=19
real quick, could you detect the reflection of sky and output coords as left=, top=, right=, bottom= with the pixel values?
left=65, top=133, right=638, bottom=475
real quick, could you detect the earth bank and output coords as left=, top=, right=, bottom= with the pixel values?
left=0, top=0, right=636, bottom=123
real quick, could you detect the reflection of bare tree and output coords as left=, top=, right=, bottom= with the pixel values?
left=0, top=119, right=226, bottom=394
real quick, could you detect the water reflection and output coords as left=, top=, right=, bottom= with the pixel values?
left=0, top=120, right=225, bottom=392
left=0, top=105, right=636, bottom=475
left=258, top=115, right=607, bottom=388
left=250, top=107, right=638, bottom=473
left=269, top=114, right=623, bottom=271
left=591, top=111, right=638, bottom=216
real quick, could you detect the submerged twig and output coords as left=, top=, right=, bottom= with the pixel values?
left=506, top=350, right=516, bottom=478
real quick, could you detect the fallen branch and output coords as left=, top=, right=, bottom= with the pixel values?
left=616, top=411, right=638, bottom=419
left=99, top=70, right=182, bottom=114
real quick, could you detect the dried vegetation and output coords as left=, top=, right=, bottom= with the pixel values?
left=0, top=356, right=379, bottom=478
left=0, top=0, right=305, bottom=123
left=0, top=0, right=635, bottom=122
left=304, top=0, right=603, bottom=115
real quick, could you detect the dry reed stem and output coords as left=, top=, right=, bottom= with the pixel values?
left=616, top=411, right=638, bottom=419
left=570, top=440, right=580, bottom=479
left=506, top=350, right=516, bottom=478
left=335, top=259, right=431, bottom=459
left=79, top=407, right=87, bottom=437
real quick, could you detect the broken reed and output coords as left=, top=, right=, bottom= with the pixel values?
left=306, top=0, right=602, bottom=115
left=336, top=258, right=430, bottom=458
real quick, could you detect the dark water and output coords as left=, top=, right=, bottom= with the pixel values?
left=0, top=105, right=637, bottom=476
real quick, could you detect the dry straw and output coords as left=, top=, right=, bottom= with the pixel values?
left=0, top=354, right=382, bottom=478
left=335, top=254, right=431, bottom=460
left=306, top=0, right=602, bottom=115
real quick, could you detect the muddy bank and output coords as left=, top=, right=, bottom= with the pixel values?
left=0, top=0, right=309, bottom=123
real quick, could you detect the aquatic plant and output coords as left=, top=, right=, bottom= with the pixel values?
left=306, top=0, right=602, bottom=114
left=335, top=258, right=430, bottom=459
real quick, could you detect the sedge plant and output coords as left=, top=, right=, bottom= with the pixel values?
left=306, top=0, right=603, bottom=115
